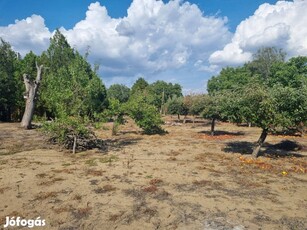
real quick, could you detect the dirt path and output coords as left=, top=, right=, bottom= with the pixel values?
left=0, top=121, right=306, bottom=229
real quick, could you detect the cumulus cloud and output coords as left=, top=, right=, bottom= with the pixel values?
left=2, top=0, right=306, bottom=91
left=209, top=0, right=307, bottom=66
left=0, top=0, right=231, bottom=91
left=0, top=15, right=51, bottom=56
left=61, top=0, right=231, bottom=78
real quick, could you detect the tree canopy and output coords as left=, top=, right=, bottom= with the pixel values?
left=0, top=38, right=23, bottom=121
left=107, top=84, right=130, bottom=103
left=206, top=48, right=307, bottom=157
left=39, top=31, right=107, bottom=119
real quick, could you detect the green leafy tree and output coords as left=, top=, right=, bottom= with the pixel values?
left=107, top=84, right=130, bottom=103
left=165, top=96, right=188, bottom=121
left=130, top=77, right=149, bottom=96
left=125, top=94, right=164, bottom=134
left=268, top=56, right=307, bottom=88
left=201, top=93, right=229, bottom=136
left=103, top=98, right=125, bottom=135
left=147, top=80, right=182, bottom=112
left=248, top=47, right=286, bottom=80
left=39, top=31, right=107, bottom=119
left=36, top=31, right=107, bottom=151
left=207, top=66, right=252, bottom=95
left=45, top=29, right=75, bottom=71
left=225, top=81, right=307, bottom=157
left=183, top=94, right=207, bottom=124
left=0, top=38, right=22, bottom=121
left=207, top=48, right=306, bottom=157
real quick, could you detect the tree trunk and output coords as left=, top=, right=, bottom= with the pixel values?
left=112, top=122, right=116, bottom=136
left=72, top=135, right=77, bottom=154
left=177, top=114, right=180, bottom=121
left=252, top=128, right=268, bottom=158
left=193, top=115, right=195, bottom=125
left=160, top=90, right=165, bottom=114
left=211, top=118, right=216, bottom=136
left=21, top=63, right=44, bottom=129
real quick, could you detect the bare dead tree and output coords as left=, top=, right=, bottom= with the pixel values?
left=21, top=62, right=44, bottom=129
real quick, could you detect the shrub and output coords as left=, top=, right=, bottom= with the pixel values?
left=42, top=116, right=97, bottom=153
left=126, top=94, right=165, bottom=134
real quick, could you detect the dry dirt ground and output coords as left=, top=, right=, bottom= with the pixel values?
left=0, top=118, right=306, bottom=230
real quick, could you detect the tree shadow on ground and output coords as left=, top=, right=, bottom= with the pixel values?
left=270, top=130, right=303, bottom=137
left=169, top=118, right=210, bottom=125
left=119, top=130, right=140, bottom=135
left=223, top=140, right=306, bottom=158
left=198, top=130, right=245, bottom=136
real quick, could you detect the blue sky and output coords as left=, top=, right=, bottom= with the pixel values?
left=0, top=0, right=306, bottom=93
left=0, top=0, right=278, bottom=32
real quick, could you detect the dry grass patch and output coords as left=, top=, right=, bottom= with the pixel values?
left=94, top=184, right=116, bottom=194
left=71, top=206, right=92, bottom=219
left=149, top=178, right=163, bottom=186
left=0, top=186, right=10, bottom=194
left=167, top=150, right=181, bottom=156
left=85, top=169, right=105, bottom=176
left=53, top=204, right=72, bottom=214
left=34, top=191, right=59, bottom=201
left=99, top=155, right=119, bottom=163
left=72, top=194, right=82, bottom=201
left=0, top=159, right=8, bottom=165
left=52, top=168, right=76, bottom=174
left=38, top=177, right=65, bottom=186
left=153, top=190, right=172, bottom=201
left=143, top=185, right=158, bottom=193
left=85, top=158, right=98, bottom=166
left=36, top=173, right=48, bottom=178
left=109, top=211, right=126, bottom=222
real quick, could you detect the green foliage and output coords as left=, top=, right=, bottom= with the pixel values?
left=201, top=93, right=228, bottom=121
left=125, top=94, right=164, bottom=134
left=267, top=56, right=307, bottom=88
left=183, top=94, right=207, bottom=116
left=0, top=38, right=23, bottom=121
left=207, top=47, right=306, bottom=135
left=269, top=84, right=307, bottom=130
left=102, top=98, right=125, bottom=135
left=207, top=66, right=252, bottom=95
left=147, top=80, right=182, bottom=110
left=249, top=47, right=286, bottom=80
left=130, top=77, right=149, bottom=96
left=107, top=84, right=130, bottom=103
left=165, top=96, right=188, bottom=117
left=19, top=51, right=38, bottom=80
left=45, top=29, right=76, bottom=71
left=224, top=81, right=307, bottom=132
left=42, top=116, right=91, bottom=146
left=39, top=31, right=107, bottom=119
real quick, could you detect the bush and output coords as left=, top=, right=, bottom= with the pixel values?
left=102, top=98, right=125, bottom=135
left=42, top=116, right=97, bottom=152
left=126, top=95, right=165, bottom=134
left=164, top=96, right=188, bottom=119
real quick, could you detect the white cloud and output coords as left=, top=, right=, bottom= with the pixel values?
left=0, top=15, right=51, bottom=56
left=61, top=0, right=231, bottom=78
left=4, top=0, right=307, bottom=91
left=209, top=0, right=307, bottom=66
left=0, top=0, right=231, bottom=91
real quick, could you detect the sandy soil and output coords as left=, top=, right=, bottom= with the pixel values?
left=0, top=118, right=306, bottom=230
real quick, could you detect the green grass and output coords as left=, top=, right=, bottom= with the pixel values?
left=99, top=155, right=119, bottom=163
left=85, top=158, right=98, bottom=166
